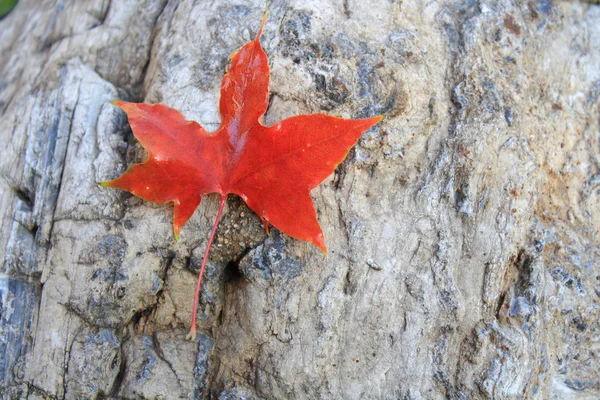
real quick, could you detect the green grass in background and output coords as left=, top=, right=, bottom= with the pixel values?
left=0, top=0, right=17, bottom=19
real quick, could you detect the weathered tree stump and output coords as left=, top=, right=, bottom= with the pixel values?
left=1, top=1, right=599, bottom=399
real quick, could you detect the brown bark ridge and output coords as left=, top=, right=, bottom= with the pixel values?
left=1, top=1, right=599, bottom=399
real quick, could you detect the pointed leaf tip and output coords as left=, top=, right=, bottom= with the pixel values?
left=320, top=246, right=327, bottom=258
left=365, top=114, right=384, bottom=124
left=110, top=100, right=129, bottom=111
left=315, top=233, right=327, bottom=257
left=256, top=9, right=268, bottom=39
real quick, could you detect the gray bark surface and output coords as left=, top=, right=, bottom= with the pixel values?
left=1, top=0, right=599, bottom=399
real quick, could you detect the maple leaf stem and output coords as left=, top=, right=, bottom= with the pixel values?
left=186, top=194, right=227, bottom=341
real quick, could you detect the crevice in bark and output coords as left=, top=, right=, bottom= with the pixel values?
left=343, top=0, right=351, bottom=18
left=223, top=259, right=244, bottom=284
left=45, top=85, right=80, bottom=254
left=25, top=382, right=59, bottom=400
left=98, top=0, right=112, bottom=28
left=151, top=332, right=185, bottom=388
left=342, top=262, right=353, bottom=295
left=132, top=0, right=171, bottom=102
left=108, top=344, right=126, bottom=397
left=14, top=187, right=34, bottom=209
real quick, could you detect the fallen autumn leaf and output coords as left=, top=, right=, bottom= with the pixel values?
left=101, top=14, right=382, bottom=340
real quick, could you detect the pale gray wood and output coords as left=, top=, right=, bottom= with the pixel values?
left=1, top=1, right=599, bottom=399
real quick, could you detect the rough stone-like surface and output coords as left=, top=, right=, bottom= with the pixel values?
left=1, top=0, right=599, bottom=399
left=65, top=328, right=121, bottom=398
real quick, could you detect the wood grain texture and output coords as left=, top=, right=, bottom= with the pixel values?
left=1, top=1, right=599, bottom=399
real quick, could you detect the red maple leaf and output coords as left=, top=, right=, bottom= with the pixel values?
left=101, top=15, right=381, bottom=339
